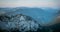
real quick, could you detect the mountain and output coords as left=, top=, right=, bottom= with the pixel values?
left=0, top=7, right=59, bottom=25
left=0, top=7, right=60, bottom=32
left=0, top=14, right=42, bottom=32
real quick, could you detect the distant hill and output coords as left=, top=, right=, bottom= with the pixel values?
left=0, top=7, right=59, bottom=25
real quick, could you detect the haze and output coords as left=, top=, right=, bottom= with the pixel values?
left=0, top=0, right=59, bottom=7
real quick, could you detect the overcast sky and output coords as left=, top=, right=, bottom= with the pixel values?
left=0, top=0, right=59, bottom=7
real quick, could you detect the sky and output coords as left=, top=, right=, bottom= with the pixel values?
left=0, top=0, right=59, bottom=7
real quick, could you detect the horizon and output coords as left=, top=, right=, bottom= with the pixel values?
left=0, top=7, right=59, bottom=10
